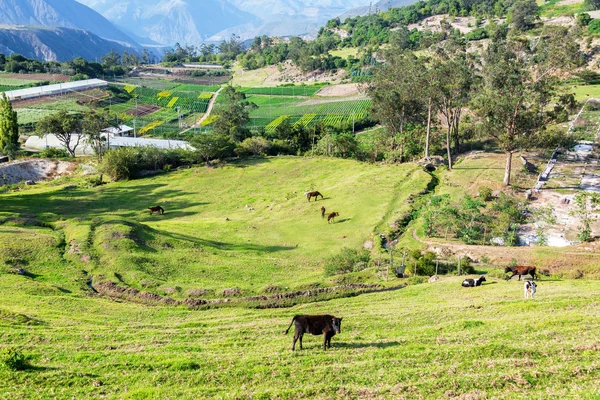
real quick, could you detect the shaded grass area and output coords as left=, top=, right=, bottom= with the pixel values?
left=0, top=157, right=430, bottom=295
left=0, top=276, right=598, bottom=398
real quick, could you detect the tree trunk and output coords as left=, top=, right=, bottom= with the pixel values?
left=425, top=98, right=432, bottom=159
left=446, top=127, right=453, bottom=170
left=504, top=151, right=513, bottom=186
left=453, top=123, right=460, bottom=155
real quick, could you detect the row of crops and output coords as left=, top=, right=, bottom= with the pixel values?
left=240, top=84, right=328, bottom=97
left=124, top=85, right=213, bottom=113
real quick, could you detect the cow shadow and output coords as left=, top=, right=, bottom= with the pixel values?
left=335, top=341, right=402, bottom=349
left=334, top=218, right=352, bottom=224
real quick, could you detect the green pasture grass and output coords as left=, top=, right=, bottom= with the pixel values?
left=0, top=77, right=40, bottom=86
left=231, top=64, right=274, bottom=87
left=562, top=83, right=600, bottom=102
left=330, top=47, right=360, bottom=59
left=539, top=0, right=583, bottom=17
left=0, top=157, right=431, bottom=294
left=0, top=275, right=598, bottom=398
left=14, top=108, right=58, bottom=125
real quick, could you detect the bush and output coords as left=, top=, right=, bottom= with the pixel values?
left=235, top=136, right=271, bottom=156
left=578, top=12, right=592, bottom=26
left=0, top=347, right=30, bottom=371
left=479, top=186, right=493, bottom=201
left=40, top=147, right=69, bottom=158
left=324, top=248, right=371, bottom=276
left=589, top=19, right=600, bottom=34
left=465, top=27, right=488, bottom=40
left=101, top=147, right=190, bottom=181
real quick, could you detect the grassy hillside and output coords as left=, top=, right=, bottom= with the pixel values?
left=0, top=157, right=431, bottom=295
left=1, top=274, right=599, bottom=399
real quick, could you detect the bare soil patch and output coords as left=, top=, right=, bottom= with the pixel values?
left=3, top=73, right=70, bottom=82
left=317, top=83, right=361, bottom=97
left=556, top=0, right=583, bottom=5
left=129, top=104, right=161, bottom=117
left=0, top=159, right=75, bottom=186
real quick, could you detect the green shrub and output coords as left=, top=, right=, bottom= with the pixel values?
left=101, top=147, right=189, bottom=181
left=324, top=248, right=371, bottom=276
left=40, top=147, right=69, bottom=158
left=589, top=19, right=600, bottom=34
left=578, top=13, right=592, bottom=27
left=235, top=136, right=271, bottom=156
left=479, top=186, right=493, bottom=201
left=0, top=347, right=30, bottom=371
left=465, top=27, right=488, bottom=40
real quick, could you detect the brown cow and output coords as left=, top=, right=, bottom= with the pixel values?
left=321, top=206, right=326, bottom=218
left=307, top=191, right=324, bottom=202
left=505, top=265, right=537, bottom=281
left=327, top=212, right=339, bottom=223
left=283, top=314, right=343, bottom=350
left=148, top=206, right=165, bottom=215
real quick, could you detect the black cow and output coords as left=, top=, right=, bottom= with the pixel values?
left=283, top=314, right=343, bottom=351
left=505, top=265, right=537, bottom=281
left=462, top=275, right=486, bottom=287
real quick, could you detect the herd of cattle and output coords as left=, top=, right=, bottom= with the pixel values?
left=288, top=265, right=539, bottom=351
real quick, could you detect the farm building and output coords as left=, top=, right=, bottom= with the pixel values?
left=103, top=125, right=134, bottom=137
left=3, top=79, right=108, bottom=101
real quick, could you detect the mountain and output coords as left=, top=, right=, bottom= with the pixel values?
left=76, top=0, right=374, bottom=45
left=0, top=25, right=140, bottom=62
left=339, top=0, right=419, bottom=19
left=0, top=0, right=139, bottom=48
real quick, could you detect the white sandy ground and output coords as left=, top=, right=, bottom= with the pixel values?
left=0, top=159, right=74, bottom=185
left=522, top=143, right=600, bottom=246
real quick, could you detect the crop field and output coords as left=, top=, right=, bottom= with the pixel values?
left=240, top=84, right=328, bottom=96
left=243, top=98, right=372, bottom=130
left=0, top=157, right=599, bottom=398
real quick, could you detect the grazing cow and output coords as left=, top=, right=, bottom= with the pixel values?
left=307, top=191, right=324, bottom=202
left=321, top=206, right=326, bottom=219
left=462, top=275, right=486, bottom=287
left=283, top=315, right=343, bottom=350
left=524, top=281, right=537, bottom=299
left=505, top=265, right=537, bottom=281
left=149, top=205, right=165, bottom=215
left=327, top=212, right=339, bottom=223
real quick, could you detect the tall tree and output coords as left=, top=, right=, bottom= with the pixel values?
left=36, top=111, right=82, bottom=157
left=431, top=41, right=473, bottom=169
left=364, top=51, right=424, bottom=162
left=473, top=28, right=579, bottom=186
left=510, top=0, right=539, bottom=31
left=82, top=112, right=109, bottom=161
left=0, top=92, right=19, bottom=155
left=212, top=86, right=256, bottom=142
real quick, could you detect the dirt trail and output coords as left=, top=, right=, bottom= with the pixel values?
left=411, top=229, right=600, bottom=267
left=180, top=86, right=223, bottom=134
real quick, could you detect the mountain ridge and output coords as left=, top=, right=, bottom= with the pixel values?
left=76, top=0, right=374, bottom=45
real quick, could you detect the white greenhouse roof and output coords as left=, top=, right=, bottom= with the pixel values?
left=3, top=79, right=108, bottom=101
left=109, top=136, right=193, bottom=150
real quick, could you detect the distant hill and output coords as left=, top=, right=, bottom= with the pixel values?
left=0, top=25, right=140, bottom=62
left=339, top=0, right=419, bottom=19
left=76, top=0, right=374, bottom=45
left=0, top=0, right=139, bottom=48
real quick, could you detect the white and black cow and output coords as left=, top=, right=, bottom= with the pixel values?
left=462, top=275, right=486, bottom=288
left=524, top=281, right=537, bottom=299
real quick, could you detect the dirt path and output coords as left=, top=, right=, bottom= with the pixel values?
left=180, top=86, right=223, bottom=134
left=411, top=225, right=600, bottom=271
